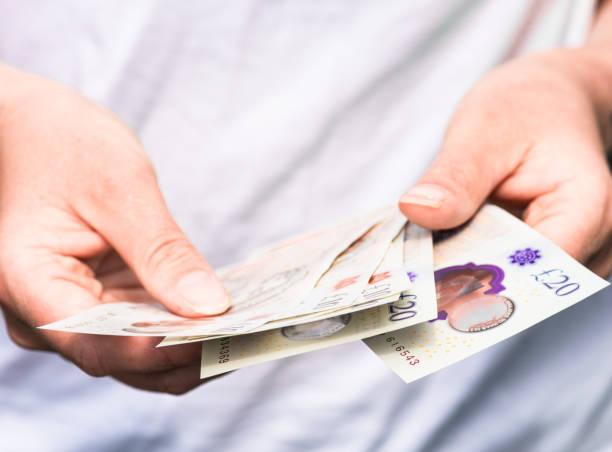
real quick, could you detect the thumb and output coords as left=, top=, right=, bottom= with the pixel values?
left=79, top=166, right=230, bottom=318
left=399, top=110, right=521, bottom=230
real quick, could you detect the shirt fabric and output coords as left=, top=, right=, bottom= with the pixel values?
left=0, top=1, right=610, bottom=451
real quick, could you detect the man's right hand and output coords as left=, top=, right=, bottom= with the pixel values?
left=0, top=64, right=230, bottom=394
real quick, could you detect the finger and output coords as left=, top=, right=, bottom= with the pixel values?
left=522, top=172, right=611, bottom=263
left=101, top=288, right=156, bottom=303
left=77, top=162, right=230, bottom=317
left=91, top=251, right=142, bottom=289
left=399, top=96, right=523, bottom=229
left=3, top=252, right=201, bottom=376
left=88, top=250, right=127, bottom=276
left=525, top=194, right=603, bottom=262
left=115, top=366, right=230, bottom=394
left=114, top=364, right=203, bottom=395
left=52, top=335, right=202, bottom=377
left=586, top=239, right=612, bottom=278
left=1, top=306, right=51, bottom=351
left=97, top=268, right=141, bottom=289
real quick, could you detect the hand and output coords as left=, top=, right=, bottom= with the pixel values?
left=399, top=49, right=612, bottom=277
left=0, top=65, right=230, bottom=394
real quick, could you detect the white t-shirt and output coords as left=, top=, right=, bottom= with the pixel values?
left=1, top=1, right=610, bottom=451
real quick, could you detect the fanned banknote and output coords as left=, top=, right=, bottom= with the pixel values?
left=198, top=223, right=436, bottom=378
left=40, top=207, right=404, bottom=337
left=159, top=225, right=411, bottom=347
left=364, top=205, right=609, bottom=385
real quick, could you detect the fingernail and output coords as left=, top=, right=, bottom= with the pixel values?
left=400, top=184, right=448, bottom=208
left=178, top=271, right=231, bottom=315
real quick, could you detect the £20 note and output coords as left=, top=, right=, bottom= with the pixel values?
left=364, top=205, right=609, bottom=384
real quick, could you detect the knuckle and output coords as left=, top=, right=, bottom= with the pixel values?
left=143, top=232, right=200, bottom=276
left=427, top=160, right=479, bottom=199
left=446, top=163, right=478, bottom=195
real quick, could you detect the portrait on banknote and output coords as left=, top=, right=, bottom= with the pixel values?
left=433, top=263, right=514, bottom=333
left=280, top=314, right=352, bottom=341
left=122, top=320, right=212, bottom=335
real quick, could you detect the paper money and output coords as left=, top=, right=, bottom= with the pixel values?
left=40, top=207, right=403, bottom=337
left=288, top=212, right=406, bottom=316
left=364, top=205, right=609, bottom=385
left=199, top=223, right=436, bottom=378
left=159, top=226, right=410, bottom=347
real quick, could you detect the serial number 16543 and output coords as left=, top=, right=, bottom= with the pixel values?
left=384, top=336, right=420, bottom=366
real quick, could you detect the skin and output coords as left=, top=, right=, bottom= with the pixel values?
left=2, top=4, right=612, bottom=395
left=400, top=1, right=612, bottom=276
left=0, top=67, right=231, bottom=394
